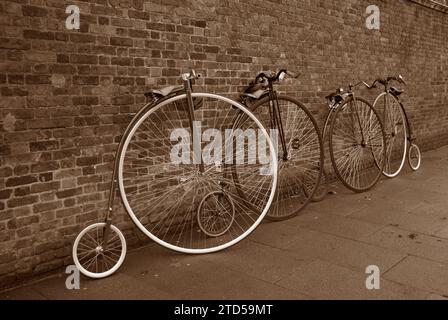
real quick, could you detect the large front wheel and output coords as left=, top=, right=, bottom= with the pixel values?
left=240, top=95, right=324, bottom=221
left=118, top=93, right=277, bottom=254
left=373, top=92, right=407, bottom=178
left=329, top=97, right=386, bottom=192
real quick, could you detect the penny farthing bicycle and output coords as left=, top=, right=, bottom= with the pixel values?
left=312, top=81, right=387, bottom=201
left=371, top=75, right=422, bottom=176
left=72, top=70, right=278, bottom=278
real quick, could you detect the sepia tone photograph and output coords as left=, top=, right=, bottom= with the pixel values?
left=0, top=0, right=447, bottom=306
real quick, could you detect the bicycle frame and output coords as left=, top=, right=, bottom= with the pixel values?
left=267, top=85, right=289, bottom=160
left=321, top=90, right=356, bottom=142
left=101, top=75, right=199, bottom=247
left=383, top=88, right=416, bottom=143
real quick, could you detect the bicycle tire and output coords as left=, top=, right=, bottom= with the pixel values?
left=118, top=93, right=278, bottom=254
left=236, top=95, right=323, bottom=221
left=329, top=96, right=386, bottom=192
left=73, top=223, right=127, bottom=279
left=373, top=92, right=408, bottom=178
left=408, top=143, right=421, bottom=171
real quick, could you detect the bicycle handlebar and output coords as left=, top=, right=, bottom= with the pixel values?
left=350, top=75, right=406, bottom=91
left=181, top=69, right=202, bottom=81
left=371, top=75, right=406, bottom=87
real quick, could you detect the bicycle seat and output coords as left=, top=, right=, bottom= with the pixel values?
left=240, top=82, right=269, bottom=99
left=325, top=92, right=343, bottom=103
left=390, top=86, right=404, bottom=97
left=144, top=85, right=183, bottom=98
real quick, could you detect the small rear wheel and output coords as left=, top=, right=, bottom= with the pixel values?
left=197, top=191, right=235, bottom=237
left=73, top=223, right=127, bottom=279
left=408, top=143, right=421, bottom=171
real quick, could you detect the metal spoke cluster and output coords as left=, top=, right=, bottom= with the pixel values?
left=330, top=97, right=385, bottom=192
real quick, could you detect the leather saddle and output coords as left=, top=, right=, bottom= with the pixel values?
left=144, top=85, right=183, bottom=99
left=240, top=82, right=269, bottom=100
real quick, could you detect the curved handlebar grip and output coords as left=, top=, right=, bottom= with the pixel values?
left=182, top=69, right=201, bottom=81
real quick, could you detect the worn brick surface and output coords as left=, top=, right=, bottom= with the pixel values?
left=0, top=0, right=447, bottom=286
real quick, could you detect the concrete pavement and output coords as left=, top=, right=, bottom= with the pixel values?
left=1, top=146, right=448, bottom=300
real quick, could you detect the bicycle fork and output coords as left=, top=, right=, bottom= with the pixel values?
left=101, top=150, right=121, bottom=250
left=184, top=77, right=205, bottom=173
left=269, top=91, right=288, bottom=160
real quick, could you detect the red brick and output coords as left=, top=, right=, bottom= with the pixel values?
left=5, top=175, right=38, bottom=188
left=111, top=57, right=132, bottom=66
left=110, top=36, right=133, bottom=47
left=76, top=156, right=101, bottom=167
left=0, top=167, right=13, bottom=178
left=30, top=181, right=60, bottom=194
left=7, top=195, right=39, bottom=208
left=0, top=38, right=30, bottom=50
left=23, top=30, right=54, bottom=40
left=55, top=187, right=82, bottom=199
left=73, top=76, right=99, bottom=85
left=29, top=141, right=59, bottom=152
left=14, top=187, right=30, bottom=197
left=28, top=118, right=73, bottom=129
left=0, top=189, right=13, bottom=200
left=1, top=87, right=28, bottom=96
left=22, top=5, right=48, bottom=17
left=33, top=201, right=62, bottom=213
left=31, top=161, right=60, bottom=173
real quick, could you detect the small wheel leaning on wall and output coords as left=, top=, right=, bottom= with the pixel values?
left=197, top=191, right=235, bottom=238
left=408, top=143, right=422, bottom=171
left=73, top=222, right=127, bottom=279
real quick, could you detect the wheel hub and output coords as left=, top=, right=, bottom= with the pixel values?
left=95, top=246, right=104, bottom=253
left=292, top=138, right=300, bottom=150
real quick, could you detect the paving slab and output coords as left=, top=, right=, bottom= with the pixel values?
left=361, top=226, right=448, bottom=264
left=192, top=241, right=314, bottom=284
left=383, top=256, right=448, bottom=296
left=285, top=209, right=384, bottom=241
left=282, top=230, right=407, bottom=273
left=349, top=204, right=446, bottom=235
left=277, top=260, right=429, bottom=300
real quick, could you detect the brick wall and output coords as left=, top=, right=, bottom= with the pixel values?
left=0, top=0, right=447, bottom=286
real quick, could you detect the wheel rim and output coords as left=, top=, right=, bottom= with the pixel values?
left=197, top=191, right=235, bottom=237
left=409, top=144, right=421, bottom=171
left=330, top=97, right=385, bottom=192
left=118, top=93, right=277, bottom=254
left=247, top=96, right=323, bottom=220
left=373, top=92, right=407, bottom=178
left=73, top=223, right=126, bottom=279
